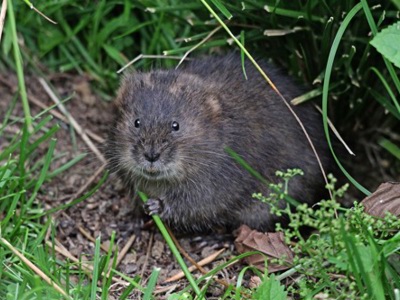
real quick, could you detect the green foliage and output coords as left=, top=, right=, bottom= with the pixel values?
left=371, top=21, right=400, bottom=69
left=0, top=96, right=120, bottom=298
left=252, top=274, right=287, bottom=300
left=255, top=171, right=400, bottom=299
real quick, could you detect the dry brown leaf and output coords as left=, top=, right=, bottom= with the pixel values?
left=361, top=182, right=400, bottom=218
left=249, top=276, right=262, bottom=289
left=234, top=225, right=294, bottom=272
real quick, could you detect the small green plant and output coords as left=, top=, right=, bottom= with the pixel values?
left=252, top=274, right=288, bottom=300
left=253, top=168, right=305, bottom=216
left=253, top=170, right=400, bottom=300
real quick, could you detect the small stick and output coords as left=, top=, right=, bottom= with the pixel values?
left=86, top=130, right=105, bottom=144
left=314, top=104, right=355, bottom=156
left=1, top=237, right=70, bottom=298
left=166, top=227, right=207, bottom=273
left=38, top=77, right=106, bottom=163
left=0, top=0, right=7, bottom=43
left=154, top=284, right=178, bottom=295
left=164, top=248, right=225, bottom=283
left=117, top=54, right=183, bottom=74
left=29, top=94, right=105, bottom=143
left=106, top=233, right=136, bottom=276
left=46, top=240, right=128, bottom=286
left=175, top=25, right=222, bottom=69
left=165, top=228, right=237, bottom=290
left=115, top=234, right=136, bottom=269
left=25, top=1, right=57, bottom=24
left=29, top=94, right=68, bottom=123
left=140, top=231, right=154, bottom=280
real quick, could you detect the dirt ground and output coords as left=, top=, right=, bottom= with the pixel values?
left=0, top=71, right=398, bottom=299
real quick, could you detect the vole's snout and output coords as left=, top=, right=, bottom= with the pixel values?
left=144, top=149, right=161, bottom=163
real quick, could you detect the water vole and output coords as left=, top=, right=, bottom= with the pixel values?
left=105, top=54, right=333, bottom=232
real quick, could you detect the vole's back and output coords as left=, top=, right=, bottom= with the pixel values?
left=106, top=54, right=332, bottom=232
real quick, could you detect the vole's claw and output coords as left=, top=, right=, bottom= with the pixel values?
left=144, top=198, right=163, bottom=216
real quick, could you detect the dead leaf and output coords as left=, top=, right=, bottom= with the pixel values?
left=235, top=225, right=294, bottom=272
left=249, top=276, right=262, bottom=288
left=361, top=182, right=400, bottom=218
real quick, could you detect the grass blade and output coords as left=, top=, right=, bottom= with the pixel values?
left=210, top=0, right=232, bottom=20
left=142, top=267, right=160, bottom=300
left=7, top=0, right=31, bottom=128
left=90, top=236, right=102, bottom=300
left=25, top=138, right=57, bottom=209
left=321, top=2, right=370, bottom=196
left=379, top=139, right=400, bottom=160
left=138, top=192, right=202, bottom=298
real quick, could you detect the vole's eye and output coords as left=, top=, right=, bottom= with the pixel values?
left=134, top=119, right=140, bottom=128
left=172, top=121, right=180, bottom=131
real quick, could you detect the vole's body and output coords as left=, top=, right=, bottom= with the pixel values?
left=106, top=54, right=332, bottom=232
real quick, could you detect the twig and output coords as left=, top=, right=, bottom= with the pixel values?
left=29, top=94, right=105, bottom=144
left=45, top=239, right=128, bottom=286
left=167, top=227, right=206, bottom=273
left=86, top=130, right=105, bottom=144
left=115, top=234, right=136, bottom=269
left=154, top=284, right=178, bottom=295
left=106, top=233, right=137, bottom=278
left=164, top=248, right=225, bottom=283
left=164, top=228, right=237, bottom=291
left=117, top=54, right=183, bottom=74
left=175, top=25, right=222, bottom=69
left=140, top=231, right=154, bottom=280
left=24, top=0, right=57, bottom=24
left=2, top=76, right=106, bottom=145
left=38, top=77, right=106, bottom=163
left=0, top=0, right=7, bottom=43
left=314, top=105, right=355, bottom=156
left=1, top=237, right=70, bottom=299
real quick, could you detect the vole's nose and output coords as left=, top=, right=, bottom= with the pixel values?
left=144, top=150, right=160, bottom=162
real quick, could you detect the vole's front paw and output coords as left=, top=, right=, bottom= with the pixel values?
left=143, top=198, right=163, bottom=216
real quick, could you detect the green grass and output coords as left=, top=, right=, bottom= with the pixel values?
left=1, top=0, right=399, bottom=299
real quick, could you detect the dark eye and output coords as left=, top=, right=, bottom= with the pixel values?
left=134, top=119, right=140, bottom=128
left=171, top=121, right=179, bottom=131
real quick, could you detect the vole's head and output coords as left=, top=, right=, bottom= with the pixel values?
left=106, top=70, right=223, bottom=183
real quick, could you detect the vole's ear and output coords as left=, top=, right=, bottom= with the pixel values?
left=114, top=74, right=131, bottom=107
left=114, top=72, right=148, bottom=107
left=205, top=93, right=222, bottom=120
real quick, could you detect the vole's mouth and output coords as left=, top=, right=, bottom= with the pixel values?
left=142, top=168, right=161, bottom=177
left=133, top=159, right=181, bottom=181
left=139, top=164, right=167, bottom=180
